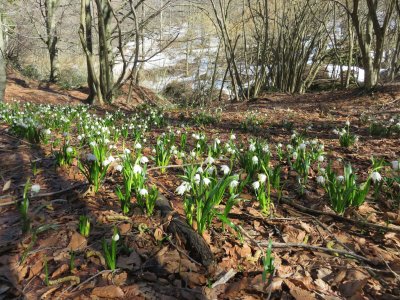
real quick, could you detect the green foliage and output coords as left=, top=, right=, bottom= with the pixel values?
left=79, top=215, right=91, bottom=238
left=322, top=163, right=371, bottom=215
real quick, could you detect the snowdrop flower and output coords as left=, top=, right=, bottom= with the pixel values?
left=371, top=171, right=382, bottom=183
left=316, top=176, right=325, bottom=185
left=391, top=160, right=399, bottom=171
left=140, top=156, right=149, bottom=164
left=205, top=156, right=215, bottom=165
left=124, top=148, right=131, bottom=154
left=207, top=166, right=216, bottom=175
left=89, top=141, right=97, bottom=147
left=337, top=175, right=344, bottom=182
left=252, top=156, right=259, bottom=165
left=114, top=164, right=123, bottom=172
left=319, top=168, right=326, bottom=174
left=230, top=134, right=236, bottom=140
left=230, top=180, right=239, bottom=189
left=31, top=184, right=41, bottom=194
left=299, top=143, right=306, bottom=150
left=317, top=155, right=324, bottom=162
left=345, top=120, right=350, bottom=126
left=287, top=145, right=293, bottom=151
left=176, top=182, right=190, bottom=195
left=249, top=143, right=256, bottom=152
left=221, top=165, right=230, bottom=175
left=291, top=133, right=297, bottom=139
left=203, top=178, right=211, bottom=186
left=215, top=138, right=221, bottom=144
left=190, top=151, right=196, bottom=158
left=258, top=173, right=267, bottom=183
left=262, top=145, right=269, bottom=152
left=197, top=167, right=204, bottom=174
left=135, top=143, right=142, bottom=150
left=333, top=129, right=339, bottom=135
left=113, top=233, right=120, bottom=242
left=194, top=174, right=201, bottom=185
left=139, top=188, right=148, bottom=196
left=107, top=155, right=115, bottom=163
left=87, top=153, right=97, bottom=161
left=252, top=181, right=260, bottom=190
left=44, top=129, right=51, bottom=135
left=66, top=147, right=73, bottom=153
left=292, top=152, right=298, bottom=160
left=133, top=164, right=142, bottom=174
left=102, top=159, right=110, bottom=167
left=277, top=143, right=283, bottom=148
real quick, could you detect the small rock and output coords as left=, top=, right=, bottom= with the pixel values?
left=92, top=286, right=124, bottom=298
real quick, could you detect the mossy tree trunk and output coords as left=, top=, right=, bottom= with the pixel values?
left=0, top=10, right=6, bottom=102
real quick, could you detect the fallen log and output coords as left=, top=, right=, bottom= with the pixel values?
left=155, top=194, right=214, bottom=267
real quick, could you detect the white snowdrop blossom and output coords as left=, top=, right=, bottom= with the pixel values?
left=124, top=148, right=131, bottom=154
left=299, top=143, right=306, bottom=150
left=317, top=155, right=324, bottom=162
left=207, top=166, right=216, bottom=175
left=371, top=171, right=382, bottom=183
left=66, top=147, right=73, bottom=153
left=316, top=176, right=325, bottom=185
left=333, top=129, right=339, bottom=135
left=114, top=164, right=123, bottom=172
left=112, top=233, right=120, bottom=242
left=140, top=156, right=149, bottom=164
left=345, top=120, right=350, bottom=126
left=337, top=175, right=344, bottom=182
left=44, top=129, right=51, bottom=135
left=230, top=134, right=236, bottom=140
left=249, top=144, right=256, bottom=152
left=139, top=188, right=148, bottom=196
left=391, top=160, right=399, bottom=171
left=176, top=182, right=191, bottom=195
left=252, top=181, right=260, bottom=190
left=230, top=180, right=239, bottom=189
left=215, top=138, right=221, bottom=144
left=194, top=174, right=201, bottom=185
left=89, top=141, right=97, bottom=147
left=135, top=143, right=142, bottom=150
left=133, top=164, right=142, bottom=174
left=292, top=152, right=298, bottom=160
left=319, top=168, right=326, bottom=174
left=205, top=156, right=215, bottom=165
left=258, top=173, right=267, bottom=183
left=277, top=143, right=283, bottom=148
left=203, top=178, right=211, bottom=186
left=221, top=165, right=230, bottom=175
left=31, top=184, right=41, bottom=194
left=262, top=145, right=269, bottom=152
left=252, top=156, right=259, bottom=165
left=197, top=167, right=204, bottom=174
left=287, top=145, right=293, bottom=151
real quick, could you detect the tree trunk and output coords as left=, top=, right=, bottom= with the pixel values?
left=0, top=11, right=6, bottom=102
left=85, top=0, right=96, bottom=104
left=45, top=0, right=60, bottom=83
left=95, top=0, right=113, bottom=102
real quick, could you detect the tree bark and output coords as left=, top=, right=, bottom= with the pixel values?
left=0, top=10, right=6, bottom=102
left=45, top=0, right=60, bottom=83
left=85, top=0, right=96, bottom=104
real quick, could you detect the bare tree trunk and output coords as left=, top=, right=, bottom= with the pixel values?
left=79, top=0, right=104, bottom=105
left=45, top=0, right=60, bottom=83
left=85, top=0, right=96, bottom=103
left=0, top=10, right=6, bottom=102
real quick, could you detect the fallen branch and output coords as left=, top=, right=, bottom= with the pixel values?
left=0, top=183, right=86, bottom=207
left=280, top=197, right=400, bottom=234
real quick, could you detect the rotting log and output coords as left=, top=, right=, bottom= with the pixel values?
left=155, top=194, right=214, bottom=267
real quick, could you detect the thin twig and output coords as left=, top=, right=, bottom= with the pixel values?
left=0, top=183, right=86, bottom=207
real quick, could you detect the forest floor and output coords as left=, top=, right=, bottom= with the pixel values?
left=1, top=72, right=400, bottom=299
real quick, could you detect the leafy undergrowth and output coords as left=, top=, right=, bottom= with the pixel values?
left=0, top=86, right=400, bottom=299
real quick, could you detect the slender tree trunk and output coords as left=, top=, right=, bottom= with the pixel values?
left=45, top=0, right=60, bottom=83
left=85, top=0, right=96, bottom=103
left=0, top=10, right=6, bottom=102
